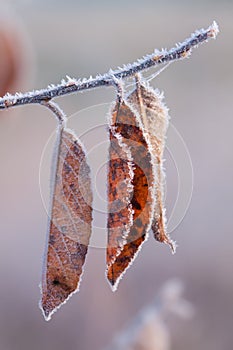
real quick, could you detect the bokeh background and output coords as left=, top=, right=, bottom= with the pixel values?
left=0, top=0, right=232, bottom=349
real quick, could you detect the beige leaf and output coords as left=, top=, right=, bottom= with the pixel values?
left=128, top=77, right=175, bottom=252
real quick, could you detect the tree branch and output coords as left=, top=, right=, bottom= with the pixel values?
left=0, top=21, right=219, bottom=111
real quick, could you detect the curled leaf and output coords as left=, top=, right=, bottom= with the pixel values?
left=107, top=98, right=154, bottom=290
left=107, top=112, right=134, bottom=267
left=40, top=127, right=92, bottom=320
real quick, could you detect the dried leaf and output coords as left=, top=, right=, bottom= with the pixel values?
left=107, top=98, right=154, bottom=290
left=40, top=127, right=93, bottom=320
left=128, top=78, right=175, bottom=252
left=107, top=111, right=134, bottom=267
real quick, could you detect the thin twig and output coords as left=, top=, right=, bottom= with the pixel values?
left=40, top=100, right=66, bottom=125
left=0, top=21, right=219, bottom=111
left=110, top=74, right=124, bottom=102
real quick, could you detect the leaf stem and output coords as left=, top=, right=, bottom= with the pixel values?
left=40, top=100, right=66, bottom=125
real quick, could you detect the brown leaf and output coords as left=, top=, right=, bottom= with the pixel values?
left=107, top=98, right=154, bottom=290
left=107, top=110, right=134, bottom=268
left=128, top=77, right=175, bottom=252
left=40, top=127, right=92, bottom=320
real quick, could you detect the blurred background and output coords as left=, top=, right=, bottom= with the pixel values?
left=0, top=0, right=232, bottom=349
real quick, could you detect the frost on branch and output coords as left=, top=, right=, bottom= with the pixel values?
left=0, top=22, right=219, bottom=110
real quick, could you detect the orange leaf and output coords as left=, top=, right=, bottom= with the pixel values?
left=107, top=109, right=134, bottom=267
left=40, top=127, right=92, bottom=320
left=128, top=78, right=175, bottom=252
left=107, top=98, right=154, bottom=290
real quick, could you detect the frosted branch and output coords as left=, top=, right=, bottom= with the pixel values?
left=0, top=21, right=219, bottom=111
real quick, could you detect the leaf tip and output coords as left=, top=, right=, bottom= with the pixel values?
left=108, top=280, right=118, bottom=293
left=170, top=239, right=177, bottom=254
left=106, top=265, right=121, bottom=292
left=38, top=298, right=53, bottom=322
